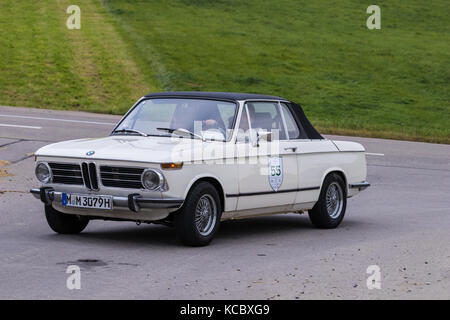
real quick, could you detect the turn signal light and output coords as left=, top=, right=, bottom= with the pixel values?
left=161, top=162, right=183, bottom=170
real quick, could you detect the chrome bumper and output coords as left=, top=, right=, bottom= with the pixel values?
left=349, top=181, right=371, bottom=191
left=30, top=188, right=184, bottom=212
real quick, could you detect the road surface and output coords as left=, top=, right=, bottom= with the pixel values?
left=0, top=105, right=449, bottom=299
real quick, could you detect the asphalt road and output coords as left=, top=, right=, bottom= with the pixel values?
left=0, top=105, right=449, bottom=299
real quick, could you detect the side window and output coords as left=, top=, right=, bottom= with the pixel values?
left=247, top=102, right=286, bottom=140
left=217, top=103, right=237, bottom=140
left=280, top=103, right=300, bottom=139
left=235, top=102, right=300, bottom=142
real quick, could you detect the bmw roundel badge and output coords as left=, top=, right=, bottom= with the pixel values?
left=86, top=150, right=95, bottom=156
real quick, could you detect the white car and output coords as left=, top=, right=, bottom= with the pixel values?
left=31, top=92, right=369, bottom=246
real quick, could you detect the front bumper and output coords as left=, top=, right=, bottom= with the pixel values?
left=30, top=187, right=184, bottom=213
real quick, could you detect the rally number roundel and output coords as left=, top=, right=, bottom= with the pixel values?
left=268, top=157, right=283, bottom=192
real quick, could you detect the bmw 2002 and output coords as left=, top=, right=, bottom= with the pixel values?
left=31, top=92, right=369, bottom=246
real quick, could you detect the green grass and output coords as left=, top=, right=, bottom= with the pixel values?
left=0, top=1, right=449, bottom=143
left=0, top=0, right=158, bottom=114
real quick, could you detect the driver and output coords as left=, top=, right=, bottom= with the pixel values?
left=202, top=118, right=218, bottom=130
left=171, top=101, right=226, bottom=135
left=197, top=104, right=225, bottom=132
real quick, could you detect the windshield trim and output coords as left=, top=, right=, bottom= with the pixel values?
left=111, top=97, right=239, bottom=142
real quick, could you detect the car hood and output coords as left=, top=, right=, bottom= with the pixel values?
left=35, top=136, right=207, bottom=163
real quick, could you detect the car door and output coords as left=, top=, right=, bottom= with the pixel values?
left=279, top=102, right=340, bottom=206
left=235, top=101, right=300, bottom=211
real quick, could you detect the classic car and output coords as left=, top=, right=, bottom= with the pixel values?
left=30, top=92, right=370, bottom=246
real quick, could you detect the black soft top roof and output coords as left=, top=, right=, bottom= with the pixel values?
left=145, top=91, right=287, bottom=101
left=143, top=91, right=323, bottom=139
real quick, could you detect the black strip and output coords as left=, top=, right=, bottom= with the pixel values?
left=128, top=193, right=140, bottom=212
left=0, top=300, right=437, bottom=317
left=226, top=186, right=320, bottom=198
left=39, top=187, right=54, bottom=205
left=289, top=102, right=323, bottom=139
left=137, top=198, right=184, bottom=209
left=88, top=163, right=98, bottom=190
left=349, top=182, right=371, bottom=189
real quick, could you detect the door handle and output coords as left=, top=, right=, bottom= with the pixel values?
left=284, top=147, right=297, bottom=152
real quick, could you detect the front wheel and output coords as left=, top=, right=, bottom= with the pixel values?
left=308, top=173, right=347, bottom=228
left=174, top=182, right=222, bottom=246
left=45, top=205, right=89, bottom=234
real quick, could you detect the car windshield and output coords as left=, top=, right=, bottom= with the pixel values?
left=113, top=98, right=238, bottom=141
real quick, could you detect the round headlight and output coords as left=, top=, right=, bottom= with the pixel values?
left=141, top=169, right=164, bottom=190
left=35, top=162, right=52, bottom=183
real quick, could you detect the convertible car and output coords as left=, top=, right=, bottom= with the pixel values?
left=31, top=92, right=369, bottom=246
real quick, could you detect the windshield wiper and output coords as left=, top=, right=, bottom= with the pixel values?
left=156, top=127, right=205, bottom=141
left=112, top=128, right=148, bottom=137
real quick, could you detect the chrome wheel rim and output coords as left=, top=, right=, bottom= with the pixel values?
left=326, top=182, right=343, bottom=219
left=195, top=194, right=217, bottom=236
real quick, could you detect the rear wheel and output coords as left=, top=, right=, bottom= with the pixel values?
left=174, top=182, right=221, bottom=246
left=308, top=173, right=347, bottom=228
left=45, top=205, right=89, bottom=234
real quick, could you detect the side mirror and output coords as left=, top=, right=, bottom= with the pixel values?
left=254, top=130, right=272, bottom=147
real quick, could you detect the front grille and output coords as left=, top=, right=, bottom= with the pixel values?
left=49, top=162, right=83, bottom=185
left=88, top=163, right=99, bottom=190
left=81, top=162, right=99, bottom=190
left=100, top=166, right=144, bottom=189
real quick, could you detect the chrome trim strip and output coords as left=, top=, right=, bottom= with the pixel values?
left=101, top=178, right=141, bottom=182
left=52, top=174, right=83, bottom=178
left=101, top=172, right=142, bottom=176
left=81, top=162, right=90, bottom=189
left=86, top=162, right=93, bottom=189
left=51, top=168, right=81, bottom=172
left=278, top=101, right=290, bottom=140
left=226, top=186, right=320, bottom=198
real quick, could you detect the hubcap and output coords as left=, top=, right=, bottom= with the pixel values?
left=326, top=182, right=343, bottom=219
left=194, top=194, right=217, bottom=236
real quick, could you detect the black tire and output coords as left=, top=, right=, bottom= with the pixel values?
left=45, top=205, right=89, bottom=234
left=174, top=182, right=222, bottom=246
left=308, top=173, right=347, bottom=228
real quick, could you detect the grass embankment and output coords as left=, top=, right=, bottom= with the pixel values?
left=0, top=0, right=157, bottom=114
left=0, top=1, right=449, bottom=143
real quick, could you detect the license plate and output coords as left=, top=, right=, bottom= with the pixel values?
left=62, top=193, right=113, bottom=210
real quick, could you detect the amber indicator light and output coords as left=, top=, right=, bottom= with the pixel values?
left=161, top=162, right=183, bottom=170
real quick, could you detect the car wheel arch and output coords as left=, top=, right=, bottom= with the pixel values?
left=319, top=168, right=348, bottom=197
left=183, top=176, right=225, bottom=213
